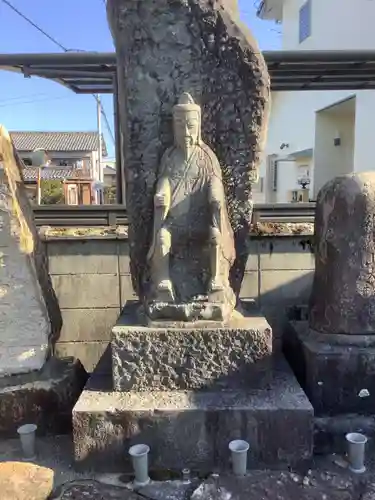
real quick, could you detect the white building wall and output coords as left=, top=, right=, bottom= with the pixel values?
left=314, top=110, right=355, bottom=196
left=282, top=0, right=375, bottom=50
left=260, top=0, right=375, bottom=202
left=262, top=89, right=355, bottom=201
left=353, top=92, right=375, bottom=173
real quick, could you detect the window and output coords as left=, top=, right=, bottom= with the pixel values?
left=67, top=184, right=79, bottom=205
left=299, top=0, right=311, bottom=43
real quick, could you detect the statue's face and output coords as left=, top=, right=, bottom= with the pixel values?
left=173, top=111, right=199, bottom=149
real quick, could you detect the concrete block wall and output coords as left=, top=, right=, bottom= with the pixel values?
left=242, top=236, right=315, bottom=348
left=44, top=234, right=315, bottom=371
left=47, top=238, right=134, bottom=371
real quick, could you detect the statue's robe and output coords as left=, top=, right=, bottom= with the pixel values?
left=159, top=144, right=234, bottom=260
left=150, top=143, right=235, bottom=300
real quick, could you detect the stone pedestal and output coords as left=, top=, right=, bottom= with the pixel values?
left=0, top=357, right=87, bottom=436
left=285, top=321, right=375, bottom=416
left=73, top=302, right=313, bottom=472
left=112, top=301, right=273, bottom=392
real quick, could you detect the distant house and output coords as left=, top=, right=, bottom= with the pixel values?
left=10, top=131, right=107, bottom=205
left=102, top=163, right=117, bottom=204
left=103, top=162, right=116, bottom=187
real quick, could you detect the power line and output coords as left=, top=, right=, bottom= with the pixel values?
left=0, top=92, right=51, bottom=104
left=101, top=104, right=115, bottom=145
left=0, top=95, right=71, bottom=108
left=1, top=0, right=67, bottom=51
left=1, top=0, right=116, bottom=144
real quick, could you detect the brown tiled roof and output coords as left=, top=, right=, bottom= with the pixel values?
left=22, top=166, right=92, bottom=182
left=10, top=131, right=107, bottom=156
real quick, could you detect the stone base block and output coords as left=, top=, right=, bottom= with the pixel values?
left=0, top=356, right=87, bottom=436
left=112, top=300, right=273, bottom=391
left=314, top=414, right=375, bottom=455
left=73, top=356, right=313, bottom=472
left=285, top=321, right=375, bottom=416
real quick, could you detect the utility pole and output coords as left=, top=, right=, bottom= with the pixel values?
left=36, top=166, right=42, bottom=205
left=96, top=94, right=103, bottom=204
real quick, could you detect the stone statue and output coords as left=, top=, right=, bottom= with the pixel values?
left=145, top=93, right=236, bottom=322
left=107, top=0, right=270, bottom=306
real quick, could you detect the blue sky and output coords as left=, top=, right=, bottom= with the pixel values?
left=0, top=0, right=280, bottom=158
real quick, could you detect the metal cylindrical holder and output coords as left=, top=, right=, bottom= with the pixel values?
left=17, top=424, right=37, bottom=460
left=229, top=439, right=249, bottom=476
left=346, top=432, right=367, bottom=473
left=129, top=444, right=150, bottom=486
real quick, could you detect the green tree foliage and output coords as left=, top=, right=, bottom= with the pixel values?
left=41, top=180, right=65, bottom=205
left=104, top=186, right=117, bottom=204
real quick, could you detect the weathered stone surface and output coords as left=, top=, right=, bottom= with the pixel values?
left=138, top=480, right=198, bottom=500
left=315, top=414, right=375, bottom=455
left=0, top=357, right=87, bottom=436
left=0, top=125, right=61, bottom=375
left=0, top=461, right=54, bottom=500
left=285, top=320, right=375, bottom=416
left=107, top=0, right=270, bottom=300
left=53, top=480, right=142, bottom=500
left=73, top=357, right=313, bottom=472
left=111, top=301, right=272, bottom=391
left=191, top=471, right=356, bottom=500
left=310, top=172, right=375, bottom=335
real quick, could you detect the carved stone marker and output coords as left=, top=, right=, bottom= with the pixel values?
left=0, top=126, right=61, bottom=376
left=286, top=173, right=375, bottom=416
left=310, top=172, right=375, bottom=335
left=0, top=125, right=87, bottom=437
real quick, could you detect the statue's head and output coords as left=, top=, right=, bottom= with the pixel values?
left=173, top=93, right=201, bottom=150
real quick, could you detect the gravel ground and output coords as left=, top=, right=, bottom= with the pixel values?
left=1, top=435, right=375, bottom=499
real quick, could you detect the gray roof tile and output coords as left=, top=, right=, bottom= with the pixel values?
left=22, top=166, right=92, bottom=182
left=10, top=131, right=107, bottom=155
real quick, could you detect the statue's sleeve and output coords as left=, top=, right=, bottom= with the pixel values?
left=202, top=144, right=223, bottom=179
left=155, top=149, right=171, bottom=192
left=156, top=149, right=171, bottom=186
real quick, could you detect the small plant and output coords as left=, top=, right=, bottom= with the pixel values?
left=41, top=180, right=64, bottom=205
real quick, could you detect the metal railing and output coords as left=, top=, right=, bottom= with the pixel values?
left=32, top=203, right=315, bottom=227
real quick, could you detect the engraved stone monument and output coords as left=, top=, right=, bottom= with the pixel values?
left=73, top=0, right=313, bottom=472
left=0, top=125, right=87, bottom=436
left=0, top=126, right=60, bottom=376
left=286, top=172, right=375, bottom=417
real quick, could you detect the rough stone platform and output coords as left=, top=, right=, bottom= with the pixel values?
left=112, top=301, right=273, bottom=392
left=73, top=355, right=313, bottom=472
left=0, top=356, right=87, bottom=436
left=285, top=321, right=375, bottom=416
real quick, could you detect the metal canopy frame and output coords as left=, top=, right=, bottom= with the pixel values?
left=2, top=50, right=375, bottom=92
left=2, top=49, right=375, bottom=205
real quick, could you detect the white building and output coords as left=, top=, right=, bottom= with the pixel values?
left=256, top=0, right=375, bottom=203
